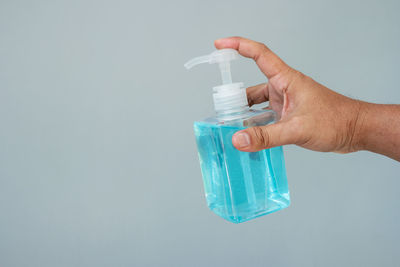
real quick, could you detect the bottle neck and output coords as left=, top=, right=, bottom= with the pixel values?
left=215, top=105, right=249, bottom=120
left=212, top=82, right=249, bottom=119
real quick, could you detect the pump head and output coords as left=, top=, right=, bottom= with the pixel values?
left=184, top=49, right=249, bottom=114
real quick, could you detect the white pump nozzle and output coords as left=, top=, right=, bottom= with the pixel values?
left=184, top=49, right=248, bottom=114
left=184, top=48, right=239, bottom=85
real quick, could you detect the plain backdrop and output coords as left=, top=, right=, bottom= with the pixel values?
left=1, top=0, right=400, bottom=266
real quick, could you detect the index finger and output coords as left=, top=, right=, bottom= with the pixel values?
left=214, top=37, right=289, bottom=79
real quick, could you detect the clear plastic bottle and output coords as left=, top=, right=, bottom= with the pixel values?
left=185, top=49, right=290, bottom=223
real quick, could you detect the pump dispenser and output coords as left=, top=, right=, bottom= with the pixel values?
left=185, top=49, right=248, bottom=114
left=185, top=48, right=290, bottom=224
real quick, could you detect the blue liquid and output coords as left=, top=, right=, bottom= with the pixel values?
left=194, top=119, right=290, bottom=223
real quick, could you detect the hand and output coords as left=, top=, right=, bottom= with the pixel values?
left=215, top=37, right=364, bottom=154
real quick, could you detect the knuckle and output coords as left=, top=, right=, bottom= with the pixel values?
left=258, top=43, right=269, bottom=51
left=249, top=126, right=270, bottom=148
left=253, top=43, right=270, bottom=61
left=260, top=44, right=271, bottom=58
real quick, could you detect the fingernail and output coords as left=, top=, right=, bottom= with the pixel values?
left=233, top=132, right=251, bottom=148
left=215, top=38, right=227, bottom=44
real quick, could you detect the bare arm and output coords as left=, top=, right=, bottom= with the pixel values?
left=214, top=37, right=400, bottom=161
left=356, top=103, right=400, bottom=161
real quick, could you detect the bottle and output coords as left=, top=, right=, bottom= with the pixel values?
left=184, top=49, right=290, bottom=223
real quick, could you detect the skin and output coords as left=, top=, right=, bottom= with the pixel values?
left=214, top=37, right=400, bottom=161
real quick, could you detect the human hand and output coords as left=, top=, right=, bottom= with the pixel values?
left=215, top=37, right=364, bottom=154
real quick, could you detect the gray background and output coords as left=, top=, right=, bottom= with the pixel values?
left=0, top=0, right=399, bottom=266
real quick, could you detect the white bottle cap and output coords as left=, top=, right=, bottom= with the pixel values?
left=184, top=49, right=248, bottom=113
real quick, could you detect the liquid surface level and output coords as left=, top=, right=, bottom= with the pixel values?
left=194, top=115, right=290, bottom=223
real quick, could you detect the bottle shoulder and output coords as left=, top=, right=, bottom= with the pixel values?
left=194, top=108, right=276, bottom=129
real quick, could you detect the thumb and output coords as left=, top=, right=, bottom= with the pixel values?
left=232, top=121, right=295, bottom=152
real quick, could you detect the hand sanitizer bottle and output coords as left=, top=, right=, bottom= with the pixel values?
left=185, top=49, right=290, bottom=223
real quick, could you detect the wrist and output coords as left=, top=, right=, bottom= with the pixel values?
left=348, top=100, right=369, bottom=152
left=351, top=102, right=400, bottom=160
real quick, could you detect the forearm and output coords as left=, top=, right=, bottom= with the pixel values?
left=355, top=102, right=400, bottom=161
